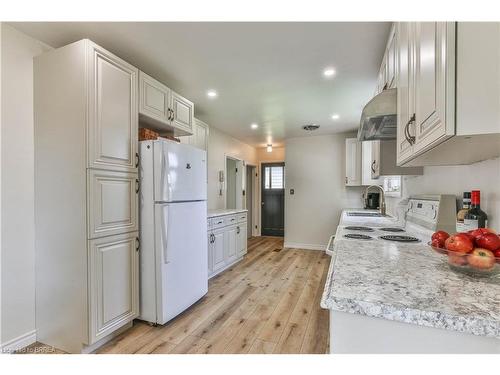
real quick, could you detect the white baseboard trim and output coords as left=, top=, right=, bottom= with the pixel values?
left=284, top=242, right=326, bottom=251
left=1, top=330, right=37, bottom=353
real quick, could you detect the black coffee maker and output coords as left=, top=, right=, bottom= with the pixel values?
left=365, top=192, right=380, bottom=209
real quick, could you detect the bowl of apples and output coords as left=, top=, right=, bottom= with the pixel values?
left=429, top=228, right=500, bottom=278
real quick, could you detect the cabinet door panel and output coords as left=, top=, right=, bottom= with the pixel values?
left=212, top=230, right=225, bottom=272
left=88, top=43, right=138, bottom=172
left=139, top=71, right=170, bottom=122
left=88, top=232, right=139, bottom=344
left=414, top=22, right=455, bottom=153
left=396, top=22, right=416, bottom=165
left=207, top=233, right=214, bottom=275
left=171, top=91, right=194, bottom=134
left=370, top=140, right=381, bottom=179
left=237, top=225, right=247, bottom=257
left=225, top=226, right=238, bottom=262
left=88, top=170, right=138, bottom=239
left=345, top=138, right=362, bottom=186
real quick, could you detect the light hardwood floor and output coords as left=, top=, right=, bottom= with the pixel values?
left=23, top=237, right=330, bottom=354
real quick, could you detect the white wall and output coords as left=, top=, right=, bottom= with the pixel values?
left=284, top=133, right=365, bottom=249
left=207, top=126, right=257, bottom=210
left=256, top=146, right=285, bottom=163
left=386, top=157, right=500, bottom=230
left=0, top=24, right=51, bottom=347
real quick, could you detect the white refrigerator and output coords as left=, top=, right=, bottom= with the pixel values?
left=139, top=139, right=208, bottom=325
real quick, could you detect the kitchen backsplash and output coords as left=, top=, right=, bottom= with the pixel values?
left=386, top=156, right=500, bottom=230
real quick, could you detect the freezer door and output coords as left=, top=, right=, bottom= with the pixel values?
left=155, top=201, right=208, bottom=324
left=154, top=140, right=207, bottom=202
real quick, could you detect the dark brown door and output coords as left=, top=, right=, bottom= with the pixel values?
left=261, top=163, right=285, bottom=237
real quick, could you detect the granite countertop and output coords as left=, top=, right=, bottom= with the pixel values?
left=320, top=209, right=500, bottom=339
left=207, top=208, right=248, bottom=218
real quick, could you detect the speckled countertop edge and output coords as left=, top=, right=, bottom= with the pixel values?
left=320, top=209, right=500, bottom=339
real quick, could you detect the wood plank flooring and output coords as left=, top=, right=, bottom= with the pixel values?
left=24, top=237, right=330, bottom=354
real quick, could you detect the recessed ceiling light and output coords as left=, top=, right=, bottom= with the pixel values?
left=323, top=68, right=336, bottom=77
left=207, top=89, right=218, bottom=98
left=266, top=144, right=273, bottom=153
left=251, top=123, right=259, bottom=129
left=331, top=114, right=340, bottom=120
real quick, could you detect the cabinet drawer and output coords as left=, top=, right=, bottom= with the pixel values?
left=237, top=212, right=247, bottom=223
left=88, top=232, right=139, bottom=344
left=88, top=169, right=139, bottom=239
left=225, top=215, right=238, bottom=226
left=209, top=216, right=226, bottom=229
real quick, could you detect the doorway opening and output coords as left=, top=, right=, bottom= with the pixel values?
left=261, top=162, right=285, bottom=237
left=225, top=156, right=243, bottom=209
left=246, top=164, right=256, bottom=238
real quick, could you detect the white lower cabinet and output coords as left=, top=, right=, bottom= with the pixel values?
left=211, top=229, right=226, bottom=273
left=208, top=213, right=247, bottom=278
left=88, top=232, right=140, bottom=344
left=237, top=225, right=248, bottom=258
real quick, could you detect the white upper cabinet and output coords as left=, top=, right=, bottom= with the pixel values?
left=395, top=22, right=500, bottom=166
left=88, top=42, right=138, bottom=172
left=139, top=71, right=170, bottom=123
left=171, top=91, right=194, bottom=134
left=345, top=138, right=362, bottom=186
left=361, top=141, right=380, bottom=186
left=396, top=22, right=415, bottom=165
left=180, top=118, right=209, bottom=151
left=413, top=22, right=455, bottom=154
left=138, top=71, right=194, bottom=136
left=375, top=25, right=396, bottom=94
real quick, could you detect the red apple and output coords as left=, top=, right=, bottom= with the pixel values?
left=431, top=238, right=444, bottom=249
left=431, top=231, right=449, bottom=247
left=448, top=253, right=468, bottom=266
left=469, top=228, right=497, bottom=241
left=461, top=231, right=476, bottom=244
left=467, top=248, right=496, bottom=270
left=494, top=249, right=500, bottom=263
left=445, top=234, right=474, bottom=254
left=476, top=232, right=500, bottom=251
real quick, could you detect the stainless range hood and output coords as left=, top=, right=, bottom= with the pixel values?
left=357, top=88, right=397, bottom=141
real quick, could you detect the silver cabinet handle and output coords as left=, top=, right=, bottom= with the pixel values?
left=371, top=160, right=376, bottom=173
left=404, top=113, right=416, bottom=145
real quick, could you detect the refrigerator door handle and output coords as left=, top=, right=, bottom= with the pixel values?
left=161, top=206, right=170, bottom=264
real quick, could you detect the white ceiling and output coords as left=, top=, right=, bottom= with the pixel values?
left=12, top=22, right=391, bottom=148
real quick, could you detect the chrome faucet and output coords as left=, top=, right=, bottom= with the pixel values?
left=364, top=185, right=386, bottom=216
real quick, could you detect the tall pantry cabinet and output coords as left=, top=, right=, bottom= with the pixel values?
left=34, top=39, right=139, bottom=353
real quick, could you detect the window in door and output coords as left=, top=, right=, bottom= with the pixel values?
left=263, top=165, right=284, bottom=190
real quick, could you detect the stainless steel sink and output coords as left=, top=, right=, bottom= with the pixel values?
left=347, top=212, right=385, bottom=217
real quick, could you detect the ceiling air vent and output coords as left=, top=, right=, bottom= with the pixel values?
left=302, top=124, right=320, bottom=131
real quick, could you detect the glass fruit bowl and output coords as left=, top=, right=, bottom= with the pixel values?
left=428, top=242, right=500, bottom=278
